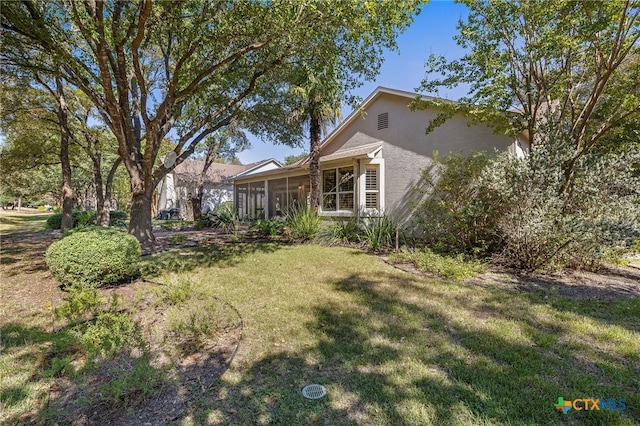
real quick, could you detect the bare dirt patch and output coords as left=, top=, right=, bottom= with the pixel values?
left=1, top=228, right=242, bottom=426
left=386, top=257, right=640, bottom=300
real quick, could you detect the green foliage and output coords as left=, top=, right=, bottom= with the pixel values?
left=95, top=356, right=163, bottom=407
left=157, top=220, right=194, bottom=231
left=157, top=279, right=195, bottom=305
left=46, top=227, right=141, bottom=287
left=80, top=313, right=143, bottom=360
left=389, top=248, right=487, bottom=281
left=250, top=218, right=287, bottom=237
left=319, top=217, right=363, bottom=246
left=285, top=204, right=320, bottom=241
left=416, top=152, right=497, bottom=255
left=362, top=214, right=405, bottom=251
left=167, top=299, right=237, bottom=354
left=213, top=203, right=240, bottom=234
left=46, top=209, right=126, bottom=230
left=170, top=234, right=187, bottom=245
left=108, top=210, right=128, bottom=226
left=419, top=0, right=639, bottom=184
left=46, top=213, right=63, bottom=230
left=195, top=212, right=218, bottom=229
left=2, top=0, right=422, bottom=240
left=283, top=152, right=308, bottom=165
left=74, top=210, right=96, bottom=227
left=416, top=146, right=640, bottom=270
left=477, top=146, right=640, bottom=270
left=54, top=284, right=106, bottom=324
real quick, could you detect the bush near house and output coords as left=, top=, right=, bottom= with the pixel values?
left=416, top=146, right=640, bottom=270
left=46, top=210, right=128, bottom=229
left=285, top=204, right=320, bottom=241
left=46, top=227, right=141, bottom=287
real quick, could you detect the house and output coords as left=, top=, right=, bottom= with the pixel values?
left=156, top=158, right=281, bottom=215
left=232, top=87, right=529, bottom=223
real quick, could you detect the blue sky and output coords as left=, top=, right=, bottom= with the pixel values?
left=237, top=0, right=470, bottom=164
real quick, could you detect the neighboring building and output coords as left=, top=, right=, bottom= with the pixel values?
left=233, top=87, right=529, bottom=223
left=157, top=158, right=281, bottom=215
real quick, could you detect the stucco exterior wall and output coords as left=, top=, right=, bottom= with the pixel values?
left=320, top=92, right=514, bottom=222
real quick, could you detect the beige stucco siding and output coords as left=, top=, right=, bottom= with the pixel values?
left=322, top=92, right=514, bottom=221
left=232, top=88, right=521, bottom=222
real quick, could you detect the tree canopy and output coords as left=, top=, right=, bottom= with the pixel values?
left=2, top=0, right=423, bottom=240
left=418, top=0, right=639, bottom=183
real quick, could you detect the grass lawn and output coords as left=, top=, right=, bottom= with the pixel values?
left=1, top=227, right=639, bottom=424
left=144, top=244, right=639, bottom=425
left=0, top=210, right=51, bottom=235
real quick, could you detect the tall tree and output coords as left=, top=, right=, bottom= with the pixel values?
left=288, top=70, right=342, bottom=211
left=189, top=125, right=249, bottom=219
left=2, top=0, right=422, bottom=241
left=418, top=0, right=640, bottom=193
left=69, top=94, right=122, bottom=226
left=1, top=72, right=75, bottom=227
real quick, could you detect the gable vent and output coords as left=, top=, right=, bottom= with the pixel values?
left=377, top=112, right=389, bottom=130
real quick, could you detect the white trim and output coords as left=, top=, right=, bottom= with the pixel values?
left=379, top=158, right=385, bottom=212
left=264, top=179, right=269, bottom=219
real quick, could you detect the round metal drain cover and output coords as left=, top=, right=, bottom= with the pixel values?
left=301, top=384, right=327, bottom=399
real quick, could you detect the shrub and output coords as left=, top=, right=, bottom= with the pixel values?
left=214, top=203, right=239, bottom=234
left=96, top=355, right=163, bottom=407
left=476, top=146, right=640, bottom=270
left=285, top=204, right=320, bottom=241
left=170, top=234, right=187, bottom=244
left=54, top=284, right=106, bottom=324
left=46, top=227, right=141, bottom=287
left=415, top=145, right=640, bottom=270
left=46, top=213, right=63, bottom=230
left=319, top=217, right=363, bottom=246
left=80, top=312, right=143, bottom=360
left=250, top=218, right=286, bottom=237
left=109, top=210, right=128, bottom=226
left=167, top=298, right=237, bottom=354
left=362, top=214, right=405, bottom=251
left=195, top=212, right=220, bottom=229
left=46, top=209, right=104, bottom=229
left=415, top=151, right=498, bottom=255
left=389, top=248, right=486, bottom=281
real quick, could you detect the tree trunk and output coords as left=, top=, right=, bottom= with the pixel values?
left=92, top=156, right=110, bottom=227
left=309, top=115, right=322, bottom=212
left=191, top=193, right=203, bottom=219
left=56, top=77, right=74, bottom=231
left=129, top=191, right=154, bottom=241
left=100, top=158, right=121, bottom=226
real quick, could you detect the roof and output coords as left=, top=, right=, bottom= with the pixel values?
left=173, top=158, right=276, bottom=184
left=231, top=158, right=283, bottom=179
left=319, top=140, right=382, bottom=163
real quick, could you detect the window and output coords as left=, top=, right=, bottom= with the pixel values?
left=377, top=112, right=388, bottom=130
left=322, top=166, right=354, bottom=211
left=365, top=166, right=379, bottom=209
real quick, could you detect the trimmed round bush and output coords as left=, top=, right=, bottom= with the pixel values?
left=46, top=227, right=141, bottom=287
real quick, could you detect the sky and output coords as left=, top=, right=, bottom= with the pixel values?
left=236, top=0, right=470, bottom=164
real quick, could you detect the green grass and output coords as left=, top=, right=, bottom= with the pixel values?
left=2, top=238, right=639, bottom=425
left=149, top=244, right=638, bottom=425
left=0, top=212, right=51, bottom=235
left=389, top=247, right=487, bottom=281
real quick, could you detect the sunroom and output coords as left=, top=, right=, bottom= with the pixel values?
left=233, top=142, right=384, bottom=220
